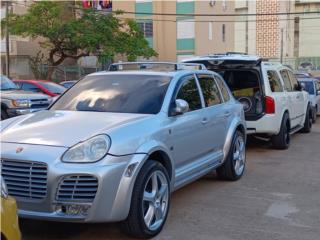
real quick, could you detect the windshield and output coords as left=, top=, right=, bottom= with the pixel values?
left=51, top=74, right=172, bottom=114
left=38, top=82, right=66, bottom=94
left=0, top=75, right=18, bottom=90
left=300, top=81, right=315, bottom=94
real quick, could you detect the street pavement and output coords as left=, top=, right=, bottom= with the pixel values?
left=20, top=121, right=320, bottom=240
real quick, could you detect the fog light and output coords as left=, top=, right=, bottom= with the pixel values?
left=54, top=204, right=90, bottom=216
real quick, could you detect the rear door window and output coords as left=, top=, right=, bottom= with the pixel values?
left=176, top=75, right=202, bottom=111
left=280, top=70, right=293, bottom=92
left=215, top=75, right=230, bottom=101
left=197, top=74, right=222, bottom=107
left=267, top=70, right=283, bottom=92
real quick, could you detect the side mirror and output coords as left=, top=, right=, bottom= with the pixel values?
left=317, top=90, right=320, bottom=95
left=299, top=82, right=306, bottom=91
left=172, top=99, right=189, bottom=116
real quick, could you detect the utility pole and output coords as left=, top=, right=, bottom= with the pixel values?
left=280, top=28, right=284, bottom=64
left=5, top=0, right=10, bottom=77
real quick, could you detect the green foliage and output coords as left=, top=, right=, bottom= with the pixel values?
left=2, top=1, right=157, bottom=79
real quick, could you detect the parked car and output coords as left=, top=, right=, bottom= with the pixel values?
left=1, top=75, right=51, bottom=120
left=183, top=53, right=312, bottom=149
left=59, top=80, right=77, bottom=89
left=14, top=79, right=66, bottom=97
left=294, top=71, right=313, bottom=79
left=1, top=176, right=21, bottom=240
left=1, top=62, right=246, bottom=238
left=298, top=78, right=320, bottom=123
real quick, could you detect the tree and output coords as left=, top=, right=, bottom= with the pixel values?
left=2, top=1, right=157, bottom=80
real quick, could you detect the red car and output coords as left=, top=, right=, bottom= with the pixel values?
left=14, top=79, right=66, bottom=97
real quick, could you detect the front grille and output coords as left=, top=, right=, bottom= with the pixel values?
left=1, top=159, right=48, bottom=200
left=56, top=175, right=98, bottom=203
left=30, top=99, right=50, bottom=108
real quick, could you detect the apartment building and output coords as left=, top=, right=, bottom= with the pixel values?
left=0, top=1, right=42, bottom=78
left=113, top=0, right=235, bottom=61
left=234, top=0, right=320, bottom=69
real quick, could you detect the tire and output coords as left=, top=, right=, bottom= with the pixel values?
left=301, top=105, right=312, bottom=133
left=122, top=160, right=171, bottom=239
left=312, top=107, right=317, bottom=123
left=271, top=113, right=290, bottom=150
left=217, top=130, right=246, bottom=181
left=1, top=109, right=8, bottom=120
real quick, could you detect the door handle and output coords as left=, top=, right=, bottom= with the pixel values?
left=201, top=118, right=209, bottom=124
left=296, top=95, right=301, bottom=99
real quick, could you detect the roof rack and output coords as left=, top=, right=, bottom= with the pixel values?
left=108, top=62, right=207, bottom=71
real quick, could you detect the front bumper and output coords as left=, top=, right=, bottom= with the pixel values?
left=1, top=142, right=147, bottom=223
left=7, top=108, right=47, bottom=118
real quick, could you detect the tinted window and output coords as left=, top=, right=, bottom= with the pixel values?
left=176, top=76, right=202, bottom=111
left=300, top=81, right=315, bottom=95
left=287, top=71, right=299, bottom=90
left=267, top=70, right=283, bottom=92
left=22, top=83, right=42, bottom=92
left=280, top=70, right=292, bottom=91
left=0, top=75, right=17, bottom=90
left=215, top=75, right=230, bottom=101
left=51, top=74, right=171, bottom=114
left=197, top=74, right=222, bottom=107
left=38, top=82, right=66, bottom=94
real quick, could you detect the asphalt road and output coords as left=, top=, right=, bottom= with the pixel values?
left=20, top=121, right=320, bottom=240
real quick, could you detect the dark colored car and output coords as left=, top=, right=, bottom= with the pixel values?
left=14, top=79, right=66, bottom=97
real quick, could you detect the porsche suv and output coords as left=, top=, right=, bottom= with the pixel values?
left=1, top=62, right=246, bottom=238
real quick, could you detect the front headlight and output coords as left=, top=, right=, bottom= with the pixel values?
left=1, top=177, right=8, bottom=199
left=12, top=99, right=31, bottom=108
left=62, top=135, right=111, bottom=163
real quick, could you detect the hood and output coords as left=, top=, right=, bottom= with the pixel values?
left=1, top=90, right=49, bottom=100
left=0, top=110, right=151, bottom=147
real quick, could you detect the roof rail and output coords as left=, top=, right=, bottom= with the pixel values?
left=108, top=62, right=207, bottom=71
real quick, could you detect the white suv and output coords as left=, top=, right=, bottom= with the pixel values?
left=183, top=54, right=312, bottom=149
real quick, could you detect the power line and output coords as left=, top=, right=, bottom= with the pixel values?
left=114, top=10, right=320, bottom=17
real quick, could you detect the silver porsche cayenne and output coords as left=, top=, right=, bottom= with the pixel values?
left=0, top=63, right=246, bottom=238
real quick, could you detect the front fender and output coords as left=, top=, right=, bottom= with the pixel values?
left=110, top=140, right=174, bottom=221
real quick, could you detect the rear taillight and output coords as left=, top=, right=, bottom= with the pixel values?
left=265, top=96, right=275, bottom=114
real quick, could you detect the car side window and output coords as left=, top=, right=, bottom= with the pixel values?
left=176, top=75, right=202, bottom=112
left=280, top=70, right=293, bottom=92
left=197, top=74, right=222, bottom=107
left=267, top=70, right=283, bottom=92
left=287, top=70, right=299, bottom=91
left=22, top=83, right=41, bottom=93
left=215, top=75, right=231, bottom=102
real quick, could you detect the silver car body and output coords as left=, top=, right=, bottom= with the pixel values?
left=1, top=69, right=246, bottom=222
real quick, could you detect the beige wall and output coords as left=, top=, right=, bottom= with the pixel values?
left=195, top=1, right=235, bottom=55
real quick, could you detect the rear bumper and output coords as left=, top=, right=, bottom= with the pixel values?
left=246, top=114, right=280, bottom=135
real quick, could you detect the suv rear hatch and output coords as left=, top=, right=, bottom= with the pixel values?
left=183, top=55, right=265, bottom=120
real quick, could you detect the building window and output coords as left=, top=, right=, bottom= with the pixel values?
left=137, top=21, right=153, bottom=38
left=222, top=24, right=226, bottom=42
left=208, top=22, right=213, bottom=40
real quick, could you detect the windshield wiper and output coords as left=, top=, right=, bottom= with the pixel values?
left=1, top=88, right=17, bottom=91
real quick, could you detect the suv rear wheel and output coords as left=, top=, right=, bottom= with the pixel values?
left=122, top=160, right=170, bottom=238
left=301, top=105, right=312, bottom=133
left=271, top=113, right=290, bottom=150
left=217, top=130, right=246, bottom=181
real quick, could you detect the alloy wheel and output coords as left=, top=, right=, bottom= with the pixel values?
left=233, top=135, right=246, bottom=176
left=142, top=170, right=169, bottom=231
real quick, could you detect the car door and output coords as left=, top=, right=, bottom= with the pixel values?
left=280, top=69, right=299, bottom=128
left=287, top=70, right=305, bottom=125
left=167, top=74, right=209, bottom=185
left=196, top=73, right=228, bottom=156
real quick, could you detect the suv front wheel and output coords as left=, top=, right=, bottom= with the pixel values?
left=122, top=160, right=170, bottom=238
